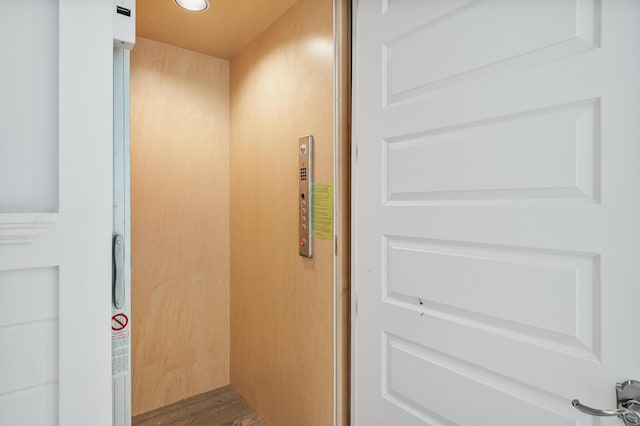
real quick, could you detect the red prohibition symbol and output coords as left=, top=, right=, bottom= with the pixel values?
left=111, top=313, right=129, bottom=331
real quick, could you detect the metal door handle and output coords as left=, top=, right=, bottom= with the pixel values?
left=572, top=380, right=640, bottom=425
left=572, top=399, right=637, bottom=418
left=113, top=234, right=125, bottom=309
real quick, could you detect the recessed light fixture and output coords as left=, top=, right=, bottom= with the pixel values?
left=174, top=0, right=210, bottom=12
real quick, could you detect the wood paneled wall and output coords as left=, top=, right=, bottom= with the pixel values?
left=229, top=0, right=335, bottom=424
left=130, top=37, right=230, bottom=416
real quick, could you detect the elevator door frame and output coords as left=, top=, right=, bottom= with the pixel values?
left=112, top=46, right=133, bottom=426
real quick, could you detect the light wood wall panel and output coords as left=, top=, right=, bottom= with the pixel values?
left=229, top=0, right=335, bottom=425
left=130, top=37, right=230, bottom=415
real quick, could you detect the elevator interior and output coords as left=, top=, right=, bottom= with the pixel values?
left=126, top=1, right=349, bottom=425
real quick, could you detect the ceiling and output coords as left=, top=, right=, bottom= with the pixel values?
left=136, top=0, right=299, bottom=59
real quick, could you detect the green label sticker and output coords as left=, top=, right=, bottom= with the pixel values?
left=312, top=182, right=333, bottom=240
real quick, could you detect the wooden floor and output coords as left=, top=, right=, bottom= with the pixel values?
left=132, top=386, right=267, bottom=426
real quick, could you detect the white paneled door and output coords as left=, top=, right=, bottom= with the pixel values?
left=0, top=1, right=113, bottom=425
left=353, top=1, right=640, bottom=425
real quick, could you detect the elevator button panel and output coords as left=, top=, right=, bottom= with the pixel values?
left=299, top=135, right=313, bottom=257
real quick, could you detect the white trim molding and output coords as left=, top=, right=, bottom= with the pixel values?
left=0, top=213, right=58, bottom=245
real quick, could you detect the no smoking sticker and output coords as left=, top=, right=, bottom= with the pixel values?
left=112, top=313, right=130, bottom=377
left=112, top=313, right=128, bottom=331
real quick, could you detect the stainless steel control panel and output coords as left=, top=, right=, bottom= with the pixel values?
left=299, top=135, right=313, bottom=257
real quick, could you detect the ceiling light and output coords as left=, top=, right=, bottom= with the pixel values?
left=174, top=0, right=210, bottom=12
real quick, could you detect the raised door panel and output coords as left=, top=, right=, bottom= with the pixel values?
left=0, top=267, right=59, bottom=425
left=0, top=0, right=59, bottom=213
left=385, top=101, right=598, bottom=203
left=383, top=0, right=599, bottom=106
